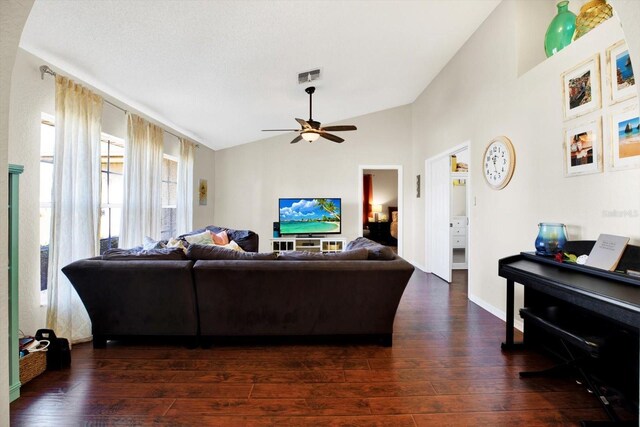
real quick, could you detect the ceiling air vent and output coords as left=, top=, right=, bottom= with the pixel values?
left=298, top=68, right=321, bottom=84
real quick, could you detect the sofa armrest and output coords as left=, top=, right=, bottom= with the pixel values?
left=62, top=259, right=198, bottom=338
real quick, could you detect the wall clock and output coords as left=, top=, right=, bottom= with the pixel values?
left=483, top=136, right=516, bottom=190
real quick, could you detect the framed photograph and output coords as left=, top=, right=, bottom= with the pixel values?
left=562, top=55, right=601, bottom=120
left=198, top=179, right=208, bottom=205
left=606, top=40, right=636, bottom=104
left=563, top=117, right=603, bottom=177
left=610, top=102, right=640, bottom=170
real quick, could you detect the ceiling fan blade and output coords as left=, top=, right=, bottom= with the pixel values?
left=321, top=125, right=357, bottom=132
left=295, top=118, right=311, bottom=129
left=319, top=132, right=344, bottom=143
left=262, top=129, right=299, bottom=132
left=290, top=135, right=303, bottom=144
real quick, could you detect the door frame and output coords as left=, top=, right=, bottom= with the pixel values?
left=425, top=141, right=471, bottom=275
left=358, top=165, right=403, bottom=257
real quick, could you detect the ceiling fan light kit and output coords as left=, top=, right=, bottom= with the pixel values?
left=301, top=131, right=320, bottom=142
left=262, top=86, right=357, bottom=144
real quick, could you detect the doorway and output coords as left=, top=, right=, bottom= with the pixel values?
left=358, top=165, right=403, bottom=257
left=425, top=142, right=470, bottom=282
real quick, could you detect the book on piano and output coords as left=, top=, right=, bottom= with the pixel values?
left=584, top=234, right=630, bottom=271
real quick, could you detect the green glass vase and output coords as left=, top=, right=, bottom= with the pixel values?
left=544, top=1, right=577, bottom=58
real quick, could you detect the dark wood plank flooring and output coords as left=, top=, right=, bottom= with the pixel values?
left=10, top=270, right=631, bottom=426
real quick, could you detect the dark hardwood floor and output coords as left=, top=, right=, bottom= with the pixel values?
left=10, top=269, right=632, bottom=426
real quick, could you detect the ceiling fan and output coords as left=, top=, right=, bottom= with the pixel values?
left=262, top=86, right=357, bottom=144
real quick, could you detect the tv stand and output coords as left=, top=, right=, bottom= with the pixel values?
left=271, top=237, right=346, bottom=253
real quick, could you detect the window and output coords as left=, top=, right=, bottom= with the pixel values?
left=161, top=155, right=178, bottom=240
left=40, top=116, right=55, bottom=292
left=40, top=115, right=125, bottom=292
left=99, top=137, right=124, bottom=254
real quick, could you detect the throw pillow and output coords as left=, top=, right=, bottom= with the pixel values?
left=143, top=236, right=166, bottom=250
left=186, top=244, right=276, bottom=260
left=166, top=237, right=187, bottom=253
left=102, top=247, right=187, bottom=260
left=184, top=230, right=214, bottom=246
left=218, top=240, right=244, bottom=252
left=211, top=230, right=230, bottom=246
left=277, top=248, right=368, bottom=261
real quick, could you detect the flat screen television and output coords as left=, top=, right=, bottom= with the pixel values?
left=278, top=198, right=341, bottom=236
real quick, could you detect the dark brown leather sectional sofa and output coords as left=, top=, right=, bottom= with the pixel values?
left=62, top=229, right=414, bottom=348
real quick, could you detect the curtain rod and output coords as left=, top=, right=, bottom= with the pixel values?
left=39, top=65, right=199, bottom=147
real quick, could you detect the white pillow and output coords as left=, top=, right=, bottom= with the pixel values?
left=143, top=236, right=165, bottom=250
left=184, top=230, right=214, bottom=245
left=218, top=240, right=245, bottom=252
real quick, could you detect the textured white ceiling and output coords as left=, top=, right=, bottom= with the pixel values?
left=20, top=0, right=500, bottom=150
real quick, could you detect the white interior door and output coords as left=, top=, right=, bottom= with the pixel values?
left=426, top=155, right=451, bottom=282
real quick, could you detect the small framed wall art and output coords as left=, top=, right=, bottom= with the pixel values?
left=606, top=40, right=636, bottom=104
left=561, top=54, right=601, bottom=120
left=563, top=117, right=603, bottom=177
left=198, top=179, right=208, bottom=205
left=609, top=102, right=640, bottom=171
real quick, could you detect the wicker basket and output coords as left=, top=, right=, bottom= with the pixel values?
left=19, top=351, right=47, bottom=384
left=574, top=0, right=614, bottom=40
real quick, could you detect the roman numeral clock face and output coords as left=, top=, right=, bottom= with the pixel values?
left=483, top=136, right=516, bottom=190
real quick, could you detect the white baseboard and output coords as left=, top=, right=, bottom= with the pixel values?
left=468, top=293, right=523, bottom=332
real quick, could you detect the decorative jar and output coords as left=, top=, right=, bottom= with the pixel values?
left=574, top=0, right=613, bottom=40
left=544, top=1, right=577, bottom=58
left=535, top=223, right=568, bottom=256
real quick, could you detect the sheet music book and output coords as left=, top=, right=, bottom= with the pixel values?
left=584, top=234, right=630, bottom=271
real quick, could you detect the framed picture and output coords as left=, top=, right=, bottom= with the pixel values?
left=198, top=179, right=208, bottom=205
left=563, top=117, right=603, bottom=177
left=610, top=102, right=640, bottom=170
left=606, top=40, right=636, bottom=104
left=562, top=55, right=601, bottom=120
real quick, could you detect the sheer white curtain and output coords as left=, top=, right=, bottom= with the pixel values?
left=47, top=75, right=102, bottom=344
left=119, top=113, right=164, bottom=248
left=176, top=138, right=195, bottom=235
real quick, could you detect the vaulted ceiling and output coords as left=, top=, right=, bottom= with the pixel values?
left=20, top=0, right=501, bottom=150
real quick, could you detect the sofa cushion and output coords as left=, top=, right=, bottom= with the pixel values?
left=102, top=247, right=187, bottom=260
left=186, top=244, right=276, bottom=261
left=277, top=248, right=369, bottom=261
left=345, top=237, right=396, bottom=260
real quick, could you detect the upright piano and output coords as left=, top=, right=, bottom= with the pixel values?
left=499, top=242, right=639, bottom=420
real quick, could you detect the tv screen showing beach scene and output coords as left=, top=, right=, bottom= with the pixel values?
left=279, top=198, right=341, bottom=235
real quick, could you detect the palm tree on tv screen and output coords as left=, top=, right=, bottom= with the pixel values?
left=316, top=198, right=340, bottom=221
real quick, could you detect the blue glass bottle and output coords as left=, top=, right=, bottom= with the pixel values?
left=535, top=223, right=568, bottom=255
left=544, top=1, right=577, bottom=58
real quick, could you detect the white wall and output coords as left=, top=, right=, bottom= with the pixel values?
left=7, top=48, right=217, bottom=337
left=1, top=1, right=34, bottom=420
left=214, top=105, right=413, bottom=252
left=193, top=146, right=215, bottom=229
left=411, top=2, right=640, bottom=324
